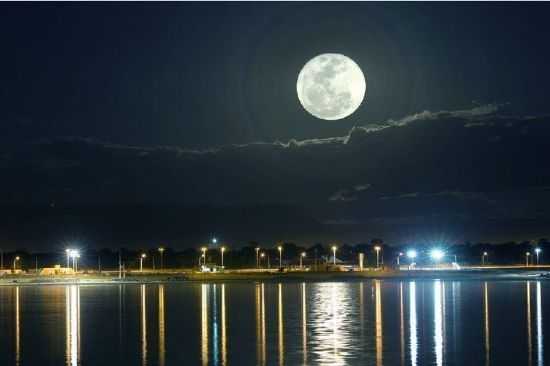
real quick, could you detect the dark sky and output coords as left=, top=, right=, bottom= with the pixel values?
left=1, top=3, right=550, bottom=250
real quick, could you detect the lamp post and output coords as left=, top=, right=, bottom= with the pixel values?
left=74, top=253, right=80, bottom=272
left=158, top=247, right=165, bottom=270
left=482, top=252, right=488, bottom=266
left=255, top=247, right=260, bottom=268
left=525, top=252, right=530, bottom=267
left=430, top=249, right=444, bottom=266
left=374, top=246, right=381, bottom=268
left=406, top=250, right=417, bottom=269
left=68, top=250, right=80, bottom=272
left=397, top=252, right=403, bottom=265
left=331, top=245, right=337, bottom=265
left=220, top=246, right=226, bottom=267
left=300, top=252, right=306, bottom=269
left=65, top=249, right=71, bottom=269
left=13, top=256, right=20, bottom=271
left=535, top=248, right=542, bottom=265
left=260, top=252, right=265, bottom=268
left=277, top=246, right=283, bottom=268
left=140, top=253, right=146, bottom=272
left=201, top=247, right=207, bottom=266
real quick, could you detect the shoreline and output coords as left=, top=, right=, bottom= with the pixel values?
left=1, top=267, right=550, bottom=286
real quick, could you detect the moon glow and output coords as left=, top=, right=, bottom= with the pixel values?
left=297, top=53, right=366, bottom=120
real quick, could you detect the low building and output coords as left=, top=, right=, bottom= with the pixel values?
left=0, top=269, right=24, bottom=275
left=40, top=265, right=75, bottom=275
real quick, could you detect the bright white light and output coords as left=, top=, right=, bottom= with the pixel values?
left=406, top=250, right=417, bottom=259
left=535, top=248, right=542, bottom=254
left=430, top=249, right=444, bottom=261
left=297, top=54, right=366, bottom=120
left=212, top=238, right=217, bottom=244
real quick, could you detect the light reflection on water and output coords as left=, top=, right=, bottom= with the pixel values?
left=434, top=280, right=443, bottom=366
left=409, top=282, right=418, bottom=366
left=484, top=282, right=490, bottom=366
left=536, top=281, right=544, bottom=366
left=158, top=285, right=165, bottom=366
left=526, top=281, right=533, bottom=365
left=15, top=287, right=20, bottom=366
left=278, top=283, right=284, bottom=366
left=0, top=280, right=549, bottom=365
left=65, top=285, right=80, bottom=366
left=308, top=282, right=360, bottom=366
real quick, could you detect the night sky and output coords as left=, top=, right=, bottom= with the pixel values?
left=2, top=3, right=550, bottom=250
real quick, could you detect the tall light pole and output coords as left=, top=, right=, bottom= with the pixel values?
left=13, top=256, right=20, bottom=271
left=158, top=247, right=165, bottom=270
left=300, top=252, right=306, bottom=269
left=535, top=248, right=542, bottom=265
left=68, top=250, right=80, bottom=272
left=255, top=247, right=260, bottom=268
left=277, top=246, right=283, bottom=268
left=220, top=246, right=226, bottom=267
left=482, top=252, right=488, bottom=266
left=140, top=253, right=146, bottom=272
left=74, top=253, right=80, bottom=272
left=201, top=247, right=207, bottom=266
left=526, top=252, right=530, bottom=267
left=260, top=252, right=265, bottom=268
left=331, top=245, right=337, bottom=265
left=406, top=250, right=417, bottom=269
left=65, top=249, right=71, bottom=269
left=374, top=246, right=381, bottom=268
left=397, top=252, right=403, bottom=265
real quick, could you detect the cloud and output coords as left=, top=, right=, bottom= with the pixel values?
left=329, top=183, right=371, bottom=202
left=3, top=104, right=549, bottom=209
left=4, top=104, right=550, bottom=244
left=230, top=104, right=502, bottom=150
left=379, top=190, right=495, bottom=204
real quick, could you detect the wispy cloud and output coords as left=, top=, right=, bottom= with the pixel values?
left=329, top=183, right=371, bottom=202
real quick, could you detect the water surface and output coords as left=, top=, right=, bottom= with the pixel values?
left=0, top=280, right=548, bottom=365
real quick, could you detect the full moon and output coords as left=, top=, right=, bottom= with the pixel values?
left=296, top=53, right=366, bottom=120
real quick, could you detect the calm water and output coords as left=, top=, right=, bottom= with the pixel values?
left=0, top=280, right=548, bottom=365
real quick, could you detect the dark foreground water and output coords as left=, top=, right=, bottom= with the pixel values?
left=0, top=280, right=548, bottom=366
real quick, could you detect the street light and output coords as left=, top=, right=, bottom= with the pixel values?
left=277, top=246, right=283, bottom=268
left=300, top=252, right=306, bottom=269
left=220, top=246, right=226, bottom=267
left=430, top=249, right=445, bottom=262
left=255, top=247, right=260, bottom=268
left=65, top=248, right=71, bottom=269
left=374, top=246, right=381, bottom=268
left=331, top=245, right=337, bottom=265
left=68, top=250, right=80, bottom=272
left=140, top=253, right=147, bottom=272
left=535, top=248, right=542, bottom=265
left=13, top=256, right=20, bottom=271
left=482, top=251, right=488, bottom=266
left=406, top=250, right=417, bottom=269
left=406, top=250, right=417, bottom=260
left=75, top=253, right=80, bottom=272
left=260, top=252, right=265, bottom=268
left=212, top=238, right=217, bottom=244
left=526, top=252, right=531, bottom=267
left=397, top=252, right=404, bottom=265
left=200, top=247, right=207, bottom=266
left=158, top=247, right=165, bottom=270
